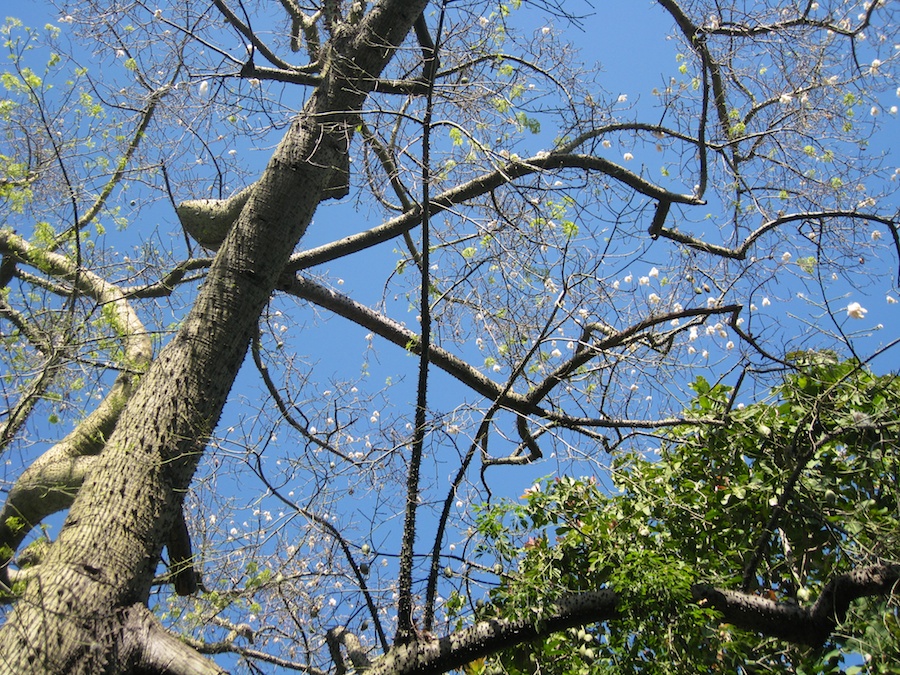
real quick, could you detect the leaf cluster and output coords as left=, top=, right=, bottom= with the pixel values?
left=474, top=354, right=900, bottom=673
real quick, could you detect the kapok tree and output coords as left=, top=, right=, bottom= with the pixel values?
left=0, top=1, right=897, bottom=673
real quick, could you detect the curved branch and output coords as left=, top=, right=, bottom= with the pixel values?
left=282, top=275, right=539, bottom=415
left=327, top=626, right=371, bottom=674
left=366, top=591, right=618, bottom=675
left=527, top=304, right=741, bottom=405
left=693, top=564, right=900, bottom=647
left=287, top=151, right=700, bottom=271
left=213, top=0, right=299, bottom=72
left=0, top=231, right=152, bottom=584
left=656, top=210, right=899, bottom=261
left=123, top=604, right=227, bottom=674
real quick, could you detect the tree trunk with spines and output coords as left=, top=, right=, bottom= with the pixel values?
left=0, top=2, right=428, bottom=672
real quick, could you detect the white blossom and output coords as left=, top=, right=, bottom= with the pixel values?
left=761, top=297, right=771, bottom=307
left=617, top=94, right=628, bottom=103
left=648, top=266, right=659, bottom=278
left=781, top=251, right=792, bottom=262
left=623, top=152, right=634, bottom=161
left=846, top=301, right=868, bottom=319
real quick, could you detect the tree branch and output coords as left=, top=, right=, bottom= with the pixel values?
left=287, top=151, right=700, bottom=272
left=367, top=591, right=618, bottom=675
left=122, top=604, right=227, bottom=674
left=693, top=564, right=900, bottom=647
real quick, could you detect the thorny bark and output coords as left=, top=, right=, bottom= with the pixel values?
left=0, top=0, right=897, bottom=672
left=0, top=1, right=428, bottom=671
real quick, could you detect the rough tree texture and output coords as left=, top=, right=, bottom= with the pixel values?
left=0, top=1, right=428, bottom=672
left=693, top=564, right=900, bottom=647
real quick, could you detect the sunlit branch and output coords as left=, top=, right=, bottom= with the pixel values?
left=366, top=591, right=618, bottom=675
left=0, top=230, right=152, bottom=584
left=125, top=604, right=227, bottom=674
left=326, top=626, right=371, bottom=674
left=279, top=0, right=322, bottom=61
left=288, top=151, right=700, bottom=271
left=656, top=210, right=900, bottom=263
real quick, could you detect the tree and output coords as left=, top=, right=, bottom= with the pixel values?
left=0, top=1, right=897, bottom=673
left=477, top=353, right=900, bottom=673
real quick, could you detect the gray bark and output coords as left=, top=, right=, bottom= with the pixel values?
left=366, top=591, right=618, bottom=675
left=0, top=1, right=428, bottom=672
left=692, top=564, right=900, bottom=647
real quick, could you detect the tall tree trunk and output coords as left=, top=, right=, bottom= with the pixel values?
left=0, top=2, right=428, bottom=672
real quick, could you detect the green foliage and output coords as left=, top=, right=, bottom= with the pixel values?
left=475, top=355, right=900, bottom=673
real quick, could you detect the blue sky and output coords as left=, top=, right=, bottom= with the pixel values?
left=4, top=0, right=900, bottom=671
